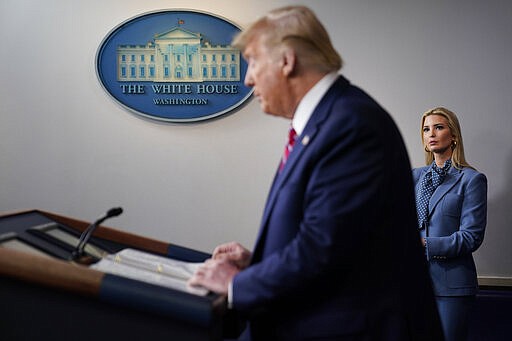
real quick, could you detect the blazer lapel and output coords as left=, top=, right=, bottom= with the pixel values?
left=428, top=167, right=462, bottom=215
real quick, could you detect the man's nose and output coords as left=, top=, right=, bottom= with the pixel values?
left=244, top=72, right=253, bottom=87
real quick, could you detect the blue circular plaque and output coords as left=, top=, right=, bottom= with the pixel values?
left=96, top=9, right=252, bottom=123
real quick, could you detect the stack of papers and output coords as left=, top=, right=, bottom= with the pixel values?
left=90, top=248, right=208, bottom=296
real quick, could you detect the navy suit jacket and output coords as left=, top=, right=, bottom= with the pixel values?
left=233, top=76, right=442, bottom=340
left=413, top=165, right=487, bottom=296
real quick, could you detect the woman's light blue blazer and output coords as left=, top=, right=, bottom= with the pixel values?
left=412, top=165, right=487, bottom=296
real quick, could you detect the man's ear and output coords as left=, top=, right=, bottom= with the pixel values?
left=281, top=48, right=297, bottom=77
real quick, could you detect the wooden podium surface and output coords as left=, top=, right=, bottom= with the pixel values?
left=0, top=210, right=234, bottom=341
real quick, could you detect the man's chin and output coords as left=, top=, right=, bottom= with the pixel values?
left=260, top=104, right=292, bottom=119
left=263, top=110, right=282, bottom=118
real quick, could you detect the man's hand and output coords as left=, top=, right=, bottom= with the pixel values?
left=188, top=258, right=240, bottom=295
left=212, top=242, right=252, bottom=270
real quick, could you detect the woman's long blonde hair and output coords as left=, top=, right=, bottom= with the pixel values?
left=421, top=107, right=473, bottom=170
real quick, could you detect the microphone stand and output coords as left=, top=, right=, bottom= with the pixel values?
left=71, top=207, right=123, bottom=262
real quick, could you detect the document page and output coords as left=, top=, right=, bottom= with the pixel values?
left=90, top=248, right=208, bottom=296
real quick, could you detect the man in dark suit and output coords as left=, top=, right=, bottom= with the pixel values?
left=189, top=6, right=443, bottom=340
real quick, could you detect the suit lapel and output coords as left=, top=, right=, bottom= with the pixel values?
left=261, top=124, right=320, bottom=220
left=252, top=127, right=319, bottom=260
left=253, top=76, right=349, bottom=258
left=428, top=167, right=462, bottom=215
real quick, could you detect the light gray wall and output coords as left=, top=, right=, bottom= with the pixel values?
left=1, top=0, right=511, bottom=278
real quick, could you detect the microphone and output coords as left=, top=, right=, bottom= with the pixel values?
left=71, top=207, right=123, bottom=261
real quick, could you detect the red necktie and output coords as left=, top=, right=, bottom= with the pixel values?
left=279, top=127, right=297, bottom=172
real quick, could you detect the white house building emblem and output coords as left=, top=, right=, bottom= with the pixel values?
left=96, top=10, right=252, bottom=122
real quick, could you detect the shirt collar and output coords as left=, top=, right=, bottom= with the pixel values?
left=292, top=72, right=339, bottom=135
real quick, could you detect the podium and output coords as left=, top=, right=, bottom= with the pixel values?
left=0, top=210, right=239, bottom=340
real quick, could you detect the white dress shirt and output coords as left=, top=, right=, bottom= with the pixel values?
left=291, top=72, right=339, bottom=135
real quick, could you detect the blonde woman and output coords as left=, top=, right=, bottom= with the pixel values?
left=413, top=107, right=487, bottom=341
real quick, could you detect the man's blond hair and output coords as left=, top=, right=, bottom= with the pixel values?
left=233, top=6, right=342, bottom=74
